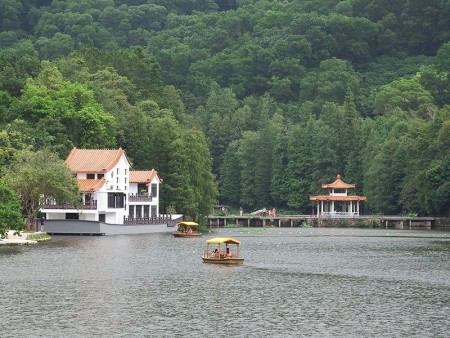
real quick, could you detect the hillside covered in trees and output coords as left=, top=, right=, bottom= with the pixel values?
left=0, top=0, right=449, bottom=219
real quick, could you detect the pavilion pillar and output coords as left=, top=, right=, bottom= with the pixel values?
left=331, top=201, right=335, bottom=214
left=317, top=202, right=320, bottom=217
left=357, top=202, right=360, bottom=215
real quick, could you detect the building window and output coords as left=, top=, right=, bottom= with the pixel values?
left=144, top=205, right=149, bottom=217
left=129, top=205, right=134, bottom=218
left=151, top=205, right=157, bottom=216
left=87, top=174, right=95, bottom=179
left=66, top=213, right=79, bottom=220
left=99, top=214, right=105, bottom=222
left=108, top=193, right=125, bottom=208
left=98, top=174, right=104, bottom=179
left=151, top=184, right=157, bottom=197
left=117, top=193, right=124, bottom=208
left=136, top=205, right=142, bottom=218
left=108, top=193, right=114, bottom=208
left=138, top=183, right=147, bottom=194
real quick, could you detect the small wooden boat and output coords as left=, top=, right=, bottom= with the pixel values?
left=173, top=221, right=202, bottom=238
left=202, top=238, right=244, bottom=264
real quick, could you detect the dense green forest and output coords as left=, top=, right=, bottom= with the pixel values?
left=0, top=0, right=449, bottom=219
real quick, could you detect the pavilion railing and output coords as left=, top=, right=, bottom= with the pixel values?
left=321, top=212, right=359, bottom=218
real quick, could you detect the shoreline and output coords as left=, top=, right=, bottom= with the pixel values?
left=0, top=230, right=49, bottom=246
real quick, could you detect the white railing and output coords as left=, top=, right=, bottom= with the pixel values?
left=321, top=212, right=359, bottom=218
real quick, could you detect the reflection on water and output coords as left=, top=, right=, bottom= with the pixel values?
left=1, top=228, right=449, bottom=337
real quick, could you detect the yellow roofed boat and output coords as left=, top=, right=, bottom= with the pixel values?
left=202, top=237, right=244, bottom=264
left=173, top=221, right=202, bottom=238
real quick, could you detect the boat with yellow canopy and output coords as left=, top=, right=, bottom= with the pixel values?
left=202, top=237, right=244, bottom=264
left=173, top=221, right=202, bottom=238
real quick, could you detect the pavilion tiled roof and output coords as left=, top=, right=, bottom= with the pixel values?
left=65, top=148, right=126, bottom=173
left=321, top=174, right=356, bottom=189
left=309, top=195, right=367, bottom=201
left=130, top=170, right=159, bottom=184
left=77, top=178, right=106, bottom=192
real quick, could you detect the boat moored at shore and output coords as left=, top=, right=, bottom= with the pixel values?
left=173, top=221, right=202, bottom=237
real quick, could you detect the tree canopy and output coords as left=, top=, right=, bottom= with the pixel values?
left=1, top=0, right=449, bottom=218
left=2, top=150, right=80, bottom=228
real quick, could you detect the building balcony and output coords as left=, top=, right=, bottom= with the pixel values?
left=128, top=194, right=153, bottom=202
left=43, top=200, right=97, bottom=210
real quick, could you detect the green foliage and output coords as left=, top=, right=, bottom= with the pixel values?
left=373, top=78, right=434, bottom=117
left=356, top=219, right=381, bottom=228
left=6, top=62, right=116, bottom=156
left=0, top=53, right=41, bottom=97
left=0, top=181, right=24, bottom=238
left=2, top=149, right=80, bottom=228
left=165, top=128, right=218, bottom=221
left=219, top=140, right=241, bottom=205
left=0, top=0, right=449, bottom=219
left=26, top=233, right=51, bottom=241
left=300, top=58, right=360, bottom=107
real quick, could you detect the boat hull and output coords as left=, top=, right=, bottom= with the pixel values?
left=202, top=257, right=244, bottom=264
left=173, top=232, right=202, bottom=238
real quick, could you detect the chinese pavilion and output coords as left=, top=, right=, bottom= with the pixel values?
left=310, top=175, right=367, bottom=218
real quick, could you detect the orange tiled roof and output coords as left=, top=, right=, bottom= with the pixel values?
left=310, top=195, right=367, bottom=201
left=130, top=170, right=159, bottom=184
left=65, top=148, right=127, bottom=173
left=322, top=174, right=355, bottom=189
left=78, top=178, right=106, bottom=192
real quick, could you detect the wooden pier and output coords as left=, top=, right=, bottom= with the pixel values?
left=207, top=215, right=446, bottom=230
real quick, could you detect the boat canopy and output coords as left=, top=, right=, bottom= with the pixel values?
left=206, top=237, right=240, bottom=245
left=177, top=221, right=199, bottom=227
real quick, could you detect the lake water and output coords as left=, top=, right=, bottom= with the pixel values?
left=1, top=227, right=449, bottom=337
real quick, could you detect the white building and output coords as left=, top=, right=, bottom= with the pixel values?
left=128, top=170, right=161, bottom=219
left=41, top=148, right=161, bottom=225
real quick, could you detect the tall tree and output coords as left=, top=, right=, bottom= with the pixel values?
left=166, top=128, right=218, bottom=221
left=219, top=140, right=241, bottom=206
left=3, top=149, right=79, bottom=228
left=8, top=61, right=116, bottom=155
left=238, top=131, right=259, bottom=208
left=0, top=181, right=24, bottom=238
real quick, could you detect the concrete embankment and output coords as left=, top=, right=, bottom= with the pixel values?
left=0, top=230, right=50, bottom=246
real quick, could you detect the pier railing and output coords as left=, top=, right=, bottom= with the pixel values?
left=123, top=214, right=174, bottom=226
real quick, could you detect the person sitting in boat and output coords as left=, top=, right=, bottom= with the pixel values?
left=186, top=227, right=193, bottom=234
left=213, top=249, right=220, bottom=258
left=224, top=247, right=233, bottom=258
